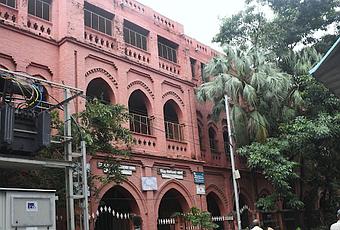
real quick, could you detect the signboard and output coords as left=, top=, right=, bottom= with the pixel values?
left=193, top=172, right=205, bottom=184
left=26, top=201, right=38, bottom=212
left=196, top=184, right=206, bottom=195
left=97, top=162, right=136, bottom=175
left=141, top=177, right=158, bottom=191
left=225, top=215, right=234, bottom=221
left=159, top=168, right=184, bottom=180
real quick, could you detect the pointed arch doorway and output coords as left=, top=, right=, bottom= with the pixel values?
left=94, top=185, right=141, bottom=230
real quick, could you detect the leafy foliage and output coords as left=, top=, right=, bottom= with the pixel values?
left=77, top=99, right=133, bottom=155
left=197, top=46, right=299, bottom=145
left=176, top=207, right=219, bottom=229
left=214, top=0, right=340, bottom=55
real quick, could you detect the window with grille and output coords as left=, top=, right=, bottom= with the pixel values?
left=28, top=0, right=51, bottom=21
left=123, top=20, right=148, bottom=51
left=0, top=0, right=15, bottom=8
left=84, top=2, right=113, bottom=36
left=158, top=36, right=178, bottom=63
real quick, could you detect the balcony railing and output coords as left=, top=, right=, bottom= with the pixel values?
left=164, top=121, right=184, bottom=141
left=129, top=113, right=152, bottom=135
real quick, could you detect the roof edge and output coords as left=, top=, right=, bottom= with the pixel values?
left=309, top=36, right=340, bottom=75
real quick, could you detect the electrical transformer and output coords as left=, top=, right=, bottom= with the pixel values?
left=0, top=188, right=56, bottom=230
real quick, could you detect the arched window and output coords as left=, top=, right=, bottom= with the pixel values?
left=86, top=78, right=115, bottom=104
left=163, top=100, right=183, bottom=141
left=223, top=130, right=230, bottom=154
left=208, top=127, right=217, bottom=152
left=198, top=122, right=204, bottom=149
left=128, top=90, right=152, bottom=135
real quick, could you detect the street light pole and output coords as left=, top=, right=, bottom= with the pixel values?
left=224, top=95, right=242, bottom=230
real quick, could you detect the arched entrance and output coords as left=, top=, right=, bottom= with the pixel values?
left=94, top=185, right=141, bottom=230
left=158, top=188, right=189, bottom=230
left=239, top=194, right=250, bottom=229
left=207, top=192, right=224, bottom=230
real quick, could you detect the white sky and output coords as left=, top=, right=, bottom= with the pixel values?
left=137, top=0, right=246, bottom=51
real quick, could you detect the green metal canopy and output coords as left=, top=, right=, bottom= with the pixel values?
left=310, top=37, right=340, bottom=96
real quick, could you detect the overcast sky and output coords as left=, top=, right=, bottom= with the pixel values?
left=137, top=0, right=245, bottom=51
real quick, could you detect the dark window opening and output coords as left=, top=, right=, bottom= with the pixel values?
left=128, top=90, right=152, bottom=135
left=164, top=100, right=183, bottom=141
left=84, top=2, right=113, bottom=35
left=190, top=58, right=196, bottom=79
left=28, top=0, right=51, bottom=21
left=209, top=127, right=217, bottom=152
left=198, top=123, right=204, bottom=149
left=123, top=20, right=148, bottom=51
left=223, top=130, right=230, bottom=154
left=0, top=0, right=16, bottom=8
left=158, top=36, right=178, bottom=63
left=200, top=62, right=206, bottom=81
left=86, top=78, right=113, bottom=104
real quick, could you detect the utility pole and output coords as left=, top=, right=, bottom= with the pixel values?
left=64, top=89, right=75, bottom=230
left=81, top=140, right=90, bottom=230
left=224, top=95, right=242, bottom=230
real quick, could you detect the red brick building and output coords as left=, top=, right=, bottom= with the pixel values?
left=0, top=0, right=274, bottom=229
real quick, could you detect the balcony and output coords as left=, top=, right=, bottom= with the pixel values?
left=129, top=113, right=152, bottom=136
left=27, top=15, right=53, bottom=39
left=130, top=113, right=157, bottom=154
left=159, top=57, right=180, bottom=76
left=0, top=3, right=18, bottom=26
left=124, top=43, right=150, bottom=65
left=84, top=27, right=116, bottom=52
left=164, top=121, right=184, bottom=141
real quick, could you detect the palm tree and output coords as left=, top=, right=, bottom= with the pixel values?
left=196, top=46, right=302, bottom=146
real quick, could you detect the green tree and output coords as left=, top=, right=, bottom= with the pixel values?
left=239, top=49, right=340, bottom=227
left=196, top=46, right=301, bottom=145
left=214, top=0, right=340, bottom=56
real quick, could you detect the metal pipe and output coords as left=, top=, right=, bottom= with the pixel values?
left=64, top=89, right=75, bottom=230
left=81, top=141, right=90, bottom=230
left=224, top=95, right=242, bottom=230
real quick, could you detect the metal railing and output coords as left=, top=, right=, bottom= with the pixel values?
left=164, top=121, right=184, bottom=141
left=129, top=113, right=152, bottom=135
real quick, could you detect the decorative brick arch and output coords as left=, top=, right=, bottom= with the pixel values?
left=94, top=180, right=148, bottom=215
left=208, top=121, right=218, bottom=132
left=85, top=68, right=118, bottom=89
left=127, top=80, right=155, bottom=99
left=0, top=53, right=17, bottom=70
left=26, top=62, right=53, bottom=80
left=162, top=91, right=184, bottom=107
left=238, top=189, right=254, bottom=211
left=155, top=179, right=194, bottom=216
left=206, top=184, right=228, bottom=214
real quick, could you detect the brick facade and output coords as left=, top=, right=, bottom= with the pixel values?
left=0, top=0, right=273, bottom=229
